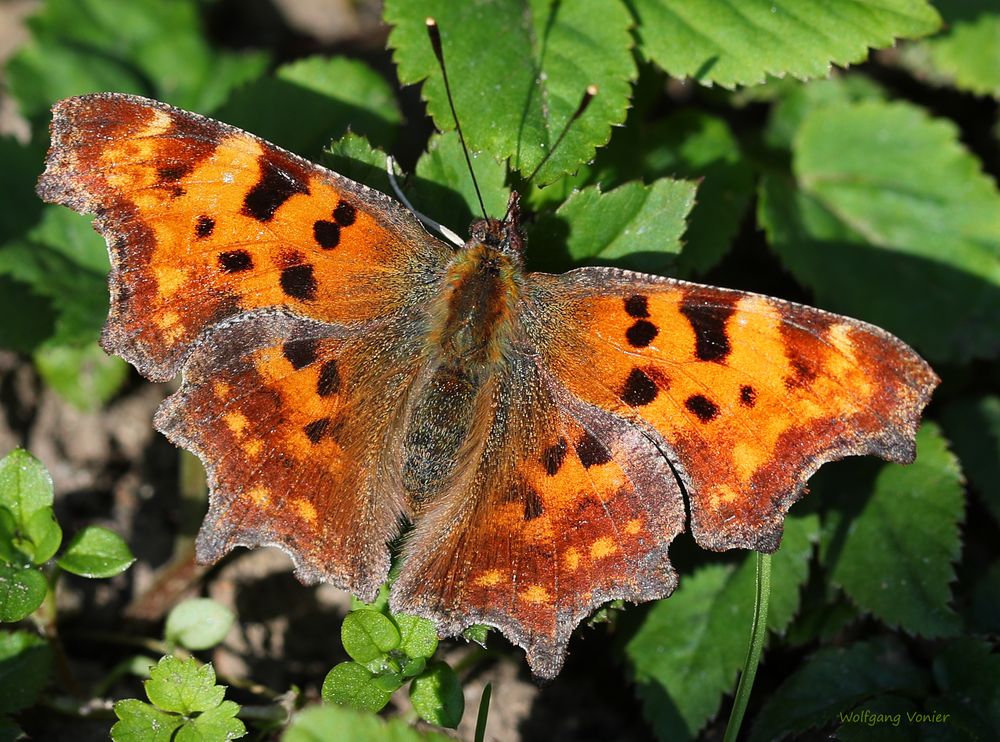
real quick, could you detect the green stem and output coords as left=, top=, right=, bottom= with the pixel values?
left=723, top=551, right=772, bottom=742
left=474, top=682, right=492, bottom=742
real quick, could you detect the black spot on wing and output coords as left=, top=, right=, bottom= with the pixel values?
left=542, top=438, right=568, bottom=476
left=195, top=215, right=215, bottom=239
left=218, top=250, right=252, bottom=273
left=304, top=417, right=331, bottom=444
left=524, top=487, right=544, bottom=521
left=317, top=360, right=341, bottom=397
left=313, top=220, right=340, bottom=249
left=242, top=158, right=309, bottom=222
left=621, top=368, right=658, bottom=407
left=158, top=164, right=192, bottom=182
left=740, top=385, right=756, bottom=407
left=576, top=430, right=612, bottom=468
left=626, top=320, right=658, bottom=348
left=624, top=294, right=649, bottom=318
left=283, top=338, right=318, bottom=370
left=334, top=200, right=357, bottom=226
left=680, top=294, right=735, bottom=362
left=280, top=264, right=317, bottom=301
left=685, top=394, right=719, bottom=422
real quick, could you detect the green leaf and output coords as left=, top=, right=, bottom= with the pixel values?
left=624, top=514, right=816, bottom=739
left=0, top=208, right=110, bottom=347
left=394, top=614, right=439, bottom=660
left=820, top=424, right=964, bottom=637
left=34, top=343, right=129, bottom=413
left=387, top=0, right=636, bottom=185
left=931, top=638, right=1000, bottom=738
left=0, top=277, right=56, bottom=354
left=143, top=656, right=225, bottom=715
left=111, top=699, right=184, bottom=742
left=0, top=137, right=45, bottom=245
left=632, top=0, right=941, bottom=89
left=759, top=100, right=1000, bottom=363
left=749, top=638, right=928, bottom=742
left=286, top=704, right=454, bottom=742
left=462, top=624, right=490, bottom=647
left=919, top=1, right=1000, bottom=98
left=175, top=701, right=245, bottom=742
left=0, top=449, right=54, bottom=525
left=57, top=526, right=135, bottom=578
left=165, top=599, right=235, bottom=651
left=8, top=0, right=267, bottom=123
left=21, top=508, right=62, bottom=565
left=324, top=133, right=393, bottom=196
left=341, top=609, right=401, bottom=664
left=0, top=630, right=53, bottom=714
left=321, top=662, right=392, bottom=714
left=940, top=395, right=1000, bottom=527
left=0, top=565, right=47, bottom=623
left=217, top=56, right=402, bottom=157
left=413, top=131, right=509, bottom=237
left=409, top=661, right=465, bottom=729
left=527, top=179, right=697, bottom=274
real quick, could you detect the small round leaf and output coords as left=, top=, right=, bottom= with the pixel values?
left=24, top=507, right=62, bottom=565
left=0, top=564, right=47, bottom=622
left=321, top=662, right=392, bottom=713
left=341, top=609, right=400, bottom=664
left=57, top=526, right=135, bottom=578
left=165, top=598, right=235, bottom=651
left=409, top=661, right=465, bottom=729
left=394, top=613, right=439, bottom=660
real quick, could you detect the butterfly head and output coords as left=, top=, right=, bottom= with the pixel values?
left=467, top=191, right=524, bottom=260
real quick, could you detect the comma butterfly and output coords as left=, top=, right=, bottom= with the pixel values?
left=36, top=92, right=937, bottom=679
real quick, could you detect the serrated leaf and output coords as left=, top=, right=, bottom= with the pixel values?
left=940, top=395, right=1000, bottom=527
left=588, top=109, right=754, bottom=275
left=217, top=56, right=401, bottom=157
left=632, top=0, right=941, bottom=89
left=57, top=526, right=135, bottom=578
left=413, top=131, right=509, bottom=237
left=111, top=699, right=184, bottom=742
left=760, top=100, right=1000, bottom=363
left=176, top=700, right=245, bottom=742
left=341, top=609, right=401, bottom=664
left=527, top=179, right=696, bottom=274
left=819, top=424, right=964, bottom=637
left=0, top=449, right=54, bottom=525
left=321, top=662, right=392, bottom=713
left=0, top=631, right=53, bottom=714
left=919, top=2, right=1000, bottom=98
left=286, top=704, right=454, bottom=742
left=144, top=656, right=225, bottom=715
left=8, top=0, right=267, bottom=123
left=409, top=661, right=464, bottom=729
left=386, top=0, right=636, bottom=185
left=165, top=599, right=235, bottom=651
left=624, top=514, right=816, bottom=739
left=324, top=133, right=393, bottom=196
left=0, top=565, right=47, bottom=623
left=749, top=638, right=927, bottom=742
left=0, top=208, right=110, bottom=347
left=394, top=614, right=439, bottom=660
left=34, top=343, right=129, bottom=413
left=931, top=638, right=1000, bottom=738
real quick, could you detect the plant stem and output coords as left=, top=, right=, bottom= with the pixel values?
left=723, top=551, right=772, bottom=742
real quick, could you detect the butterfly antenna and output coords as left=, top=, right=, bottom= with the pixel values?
left=526, top=84, right=598, bottom=183
left=385, top=155, right=464, bottom=247
left=426, top=17, right=488, bottom=221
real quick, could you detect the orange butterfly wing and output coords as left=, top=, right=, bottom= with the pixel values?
left=528, top=268, right=938, bottom=552
left=37, top=93, right=451, bottom=380
left=37, top=93, right=452, bottom=596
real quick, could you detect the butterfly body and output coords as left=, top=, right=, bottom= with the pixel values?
left=37, top=93, right=938, bottom=679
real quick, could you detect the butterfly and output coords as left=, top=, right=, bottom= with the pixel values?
left=37, top=93, right=937, bottom=679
